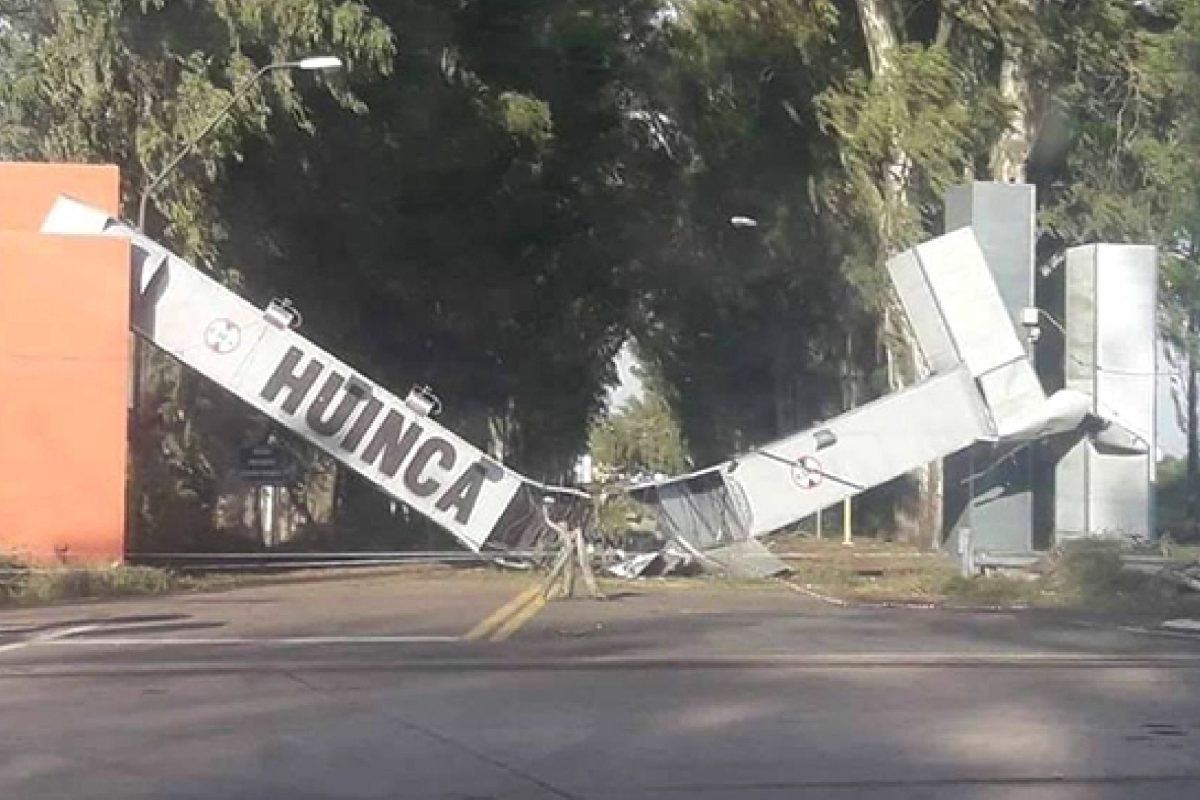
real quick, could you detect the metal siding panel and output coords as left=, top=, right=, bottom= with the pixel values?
left=943, top=184, right=973, bottom=234
left=945, top=183, right=1036, bottom=334
left=1059, top=248, right=1097, bottom=539
left=1058, top=245, right=1157, bottom=540
left=1089, top=245, right=1156, bottom=538
left=731, top=368, right=991, bottom=536
left=1088, top=444, right=1151, bottom=538
left=886, top=249, right=961, bottom=373
left=968, top=446, right=1035, bottom=552
left=914, top=229, right=1027, bottom=377
left=1063, top=247, right=1096, bottom=395
left=1055, top=439, right=1089, bottom=538
left=1093, top=245, right=1157, bottom=445
left=941, top=183, right=1039, bottom=553
left=979, top=359, right=1047, bottom=436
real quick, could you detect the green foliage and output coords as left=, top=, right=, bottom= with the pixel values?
left=0, top=562, right=238, bottom=607
left=593, top=491, right=651, bottom=547
left=589, top=391, right=688, bottom=477
left=497, top=91, right=554, bottom=147
left=0, top=0, right=394, bottom=262
left=1158, top=456, right=1190, bottom=524
left=7, top=0, right=1200, bottom=549
left=1033, top=0, right=1191, bottom=247
left=817, top=43, right=989, bottom=294
left=1051, top=539, right=1164, bottom=607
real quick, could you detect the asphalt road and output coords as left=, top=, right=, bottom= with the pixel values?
left=3, top=568, right=1200, bottom=799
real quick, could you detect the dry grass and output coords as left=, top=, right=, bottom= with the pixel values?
left=777, top=538, right=1200, bottom=612
left=0, top=562, right=241, bottom=608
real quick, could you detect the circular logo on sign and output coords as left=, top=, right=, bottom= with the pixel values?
left=204, top=318, right=242, bottom=354
left=790, top=455, right=823, bottom=489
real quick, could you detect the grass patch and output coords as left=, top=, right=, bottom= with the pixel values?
left=781, top=538, right=1200, bottom=612
left=0, top=562, right=241, bottom=608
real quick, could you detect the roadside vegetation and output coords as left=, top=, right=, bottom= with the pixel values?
left=0, top=558, right=239, bottom=608
left=776, top=538, right=1200, bottom=614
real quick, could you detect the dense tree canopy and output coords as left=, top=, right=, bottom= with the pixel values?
left=4, top=0, right=1200, bottom=548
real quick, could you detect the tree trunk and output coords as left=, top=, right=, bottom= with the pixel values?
left=990, top=4, right=1037, bottom=183
left=854, top=0, right=942, bottom=549
left=855, top=0, right=901, bottom=77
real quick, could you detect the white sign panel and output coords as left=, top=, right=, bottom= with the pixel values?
left=42, top=197, right=534, bottom=551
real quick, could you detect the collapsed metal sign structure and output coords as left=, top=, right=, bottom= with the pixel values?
left=628, top=226, right=1157, bottom=559
left=42, top=188, right=1157, bottom=563
left=42, top=196, right=579, bottom=553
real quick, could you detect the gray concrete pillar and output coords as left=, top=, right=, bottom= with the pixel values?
left=942, top=182, right=1038, bottom=554
left=1056, top=245, right=1157, bottom=540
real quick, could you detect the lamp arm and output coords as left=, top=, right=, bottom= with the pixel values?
left=137, top=64, right=278, bottom=230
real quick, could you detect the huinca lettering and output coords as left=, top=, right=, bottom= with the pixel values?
left=361, top=411, right=423, bottom=478
left=341, top=396, right=383, bottom=451
left=436, top=459, right=505, bottom=524
left=260, top=346, right=505, bottom=526
left=404, top=438, right=456, bottom=497
left=306, top=373, right=365, bottom=436
left=261, top=346, right=323, bottom=414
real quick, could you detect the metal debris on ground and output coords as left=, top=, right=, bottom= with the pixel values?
left=605, top=546, right=695, bottom=579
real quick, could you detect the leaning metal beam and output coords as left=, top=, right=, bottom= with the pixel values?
left=889, top=227, right=1046, bottom=436
left=631, top=226, right=1096, bottom=549
left=41, top=196, right=564, bottom=552
left=629, top=367, right=992, bottom=547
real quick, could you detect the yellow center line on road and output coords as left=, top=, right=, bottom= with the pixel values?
left=488, top=593, right=547, bottom=642
left=465, top=583, right=546, bottom=641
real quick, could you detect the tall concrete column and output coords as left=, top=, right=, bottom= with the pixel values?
left=942, top=182, right=1038, bottom=554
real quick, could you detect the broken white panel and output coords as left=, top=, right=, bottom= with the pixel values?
left=904, top=229, right=1026, bottom=376
left=996, top=388, right=1091, bottom=442
left=887, top=228, right=1046, bottom=433
left=732, top=367, right=992, bottom=536
left=702, top=538, right=788, bottom=579
left=887, top=249, right=959, bottom=374
left=630, top=367, right=992, bottom=541
left=41, top=196, right=554, bottom=552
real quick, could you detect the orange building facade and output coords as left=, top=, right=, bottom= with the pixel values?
left=0, top=163, right=129, bottom=563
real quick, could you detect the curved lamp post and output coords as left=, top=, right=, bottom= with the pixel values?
left=136, top=55, right=343, bottom=231
left=127, top=56, right=341, bottom=557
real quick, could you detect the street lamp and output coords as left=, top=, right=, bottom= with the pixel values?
left=136, top=55, right=343, bottom=231
left=126, top=55, right=341, bottom=559
left=729, top=215, right=759, bottom=229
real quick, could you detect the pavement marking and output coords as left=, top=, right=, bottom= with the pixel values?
left=465, top=583, right=544, bottom=641
left=488, top=592, right=547, bottom=642
left=0, top=624, right=101, bottom=654
left=37, top=635, right=461, bottom=647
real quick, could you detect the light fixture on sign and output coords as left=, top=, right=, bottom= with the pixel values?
left=405, top=385, right=443, bottom=417
left=813, top=428, right=837, bottom=451
left=264, top=298, right=302, bottom=329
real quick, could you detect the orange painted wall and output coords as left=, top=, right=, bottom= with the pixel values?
left=0, top=163, right=120, bottom=231
left=0, top=164, right=128, bottom=563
